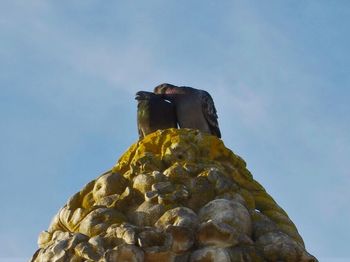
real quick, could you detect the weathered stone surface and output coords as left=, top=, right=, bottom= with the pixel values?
left=104, top=244, right=144, bottom=262
left=78, top=207, right=126, bottom=237
left=256, top=232, right=316, bottom=262
left=166, top=225, right=194, bottom=253
left=198, top=199, right=252, bottom=236
left=155, top=207, right=199, bottom=230
left=190, top=247, right=231, bottom=262
left=198, top=221, right=238, bottom=247
left=31, top=128, right=317, bottom=262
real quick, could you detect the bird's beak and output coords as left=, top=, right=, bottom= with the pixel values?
left=135, top=91, right=142, bottom=100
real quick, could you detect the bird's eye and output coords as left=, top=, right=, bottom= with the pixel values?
left=177, top=153, right=183, bottom=160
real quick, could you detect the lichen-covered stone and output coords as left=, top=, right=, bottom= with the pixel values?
left=165, top=225, right=194, bottom=253
left=31, top=128, right=317, bottom=262
left=256, top=232, right=316, bottom=262
left=104, top=244, right=144, bottom=262
left=197, top=220, right=242, bottom=247
left=155, top=207, right=199, bottom=230
left=190, top=247, right=231, bottom=262
left=198, top=199, right=252, bottom=236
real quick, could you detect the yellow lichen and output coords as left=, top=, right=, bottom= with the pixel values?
left=32, top=128, right=316, bottom=262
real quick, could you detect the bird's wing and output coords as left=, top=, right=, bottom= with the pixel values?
left=137, top=101, right=152, bottom=139
left=201, top=91, right=221, bottom=138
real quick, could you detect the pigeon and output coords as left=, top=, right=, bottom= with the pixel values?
left=153, top=83, right=221, bottom=138
left=135, top=91, right=177, bottom=139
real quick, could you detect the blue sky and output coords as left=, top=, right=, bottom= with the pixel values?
left=1, top=1, right=349, bottom=261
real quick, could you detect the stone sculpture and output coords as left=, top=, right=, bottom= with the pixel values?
left=31, top=129, right=317, bottom=262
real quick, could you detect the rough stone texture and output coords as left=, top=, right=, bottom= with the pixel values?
left=31, top=128, right=317, bottom=262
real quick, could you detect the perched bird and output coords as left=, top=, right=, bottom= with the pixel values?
left=135, top=91, right=177, bottom=139
left=153, top=83, right=221, bottom=138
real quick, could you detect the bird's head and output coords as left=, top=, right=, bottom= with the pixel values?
left=135, top=91, right=155, bottom=101
left=153, top=83, right=179, bottom=95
